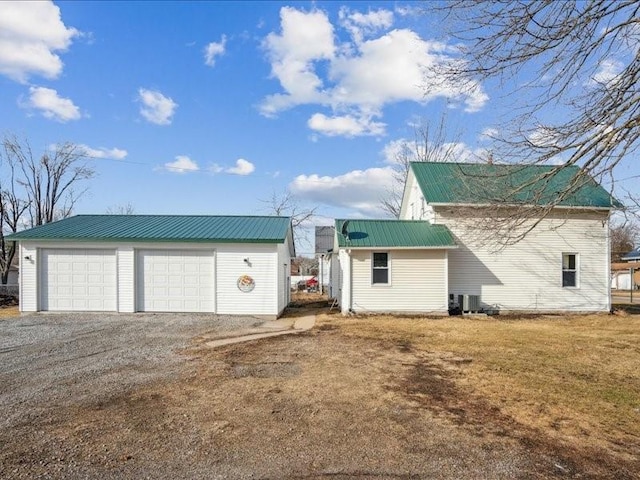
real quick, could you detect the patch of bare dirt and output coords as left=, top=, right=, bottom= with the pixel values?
left=396, top=344, right=638, bottom=479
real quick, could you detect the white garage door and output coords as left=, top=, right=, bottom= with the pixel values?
left=137, top=250, right=214, bottom=312
left=41, top=249, right=117, bottom=311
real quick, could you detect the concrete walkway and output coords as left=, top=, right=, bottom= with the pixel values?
left=204, top=315, right=316, bottom=348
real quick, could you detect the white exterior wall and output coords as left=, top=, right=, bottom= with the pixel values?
left=19, top=241, right=286, bottom=317
left=329, top=254, right=340, bottom=299
left=434, top=209, right=611, bottom=312
left=399, top=171, right=433, bottom=221
left=19, top=244, right=38, bottom=312
left=118, top=247, right=135, bottom=312
left=345, top=249, right=448, bottom=314
left=339, top=249, right=351, bottom=314
left=276, top=241, right=292, bottom=315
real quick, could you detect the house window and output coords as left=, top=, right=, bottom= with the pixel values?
left=562, top=253, right=578, bottom=287
left=372, top=252, right=389, bottom=284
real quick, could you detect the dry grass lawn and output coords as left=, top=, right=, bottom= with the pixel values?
left=323, top=308, right=640, bottom=465
left=0, top=305, right=19, bottom=318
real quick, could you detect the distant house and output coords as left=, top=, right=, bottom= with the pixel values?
left=7, top=215, right=295, bottom=318
left=334, top=162, right=619, bottom=314
left=614, top=248, right=640, bottom=290
left=621, top=248, right=640, bottom=262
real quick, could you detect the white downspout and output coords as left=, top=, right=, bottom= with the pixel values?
left=341, top=249, right=352, bottom=315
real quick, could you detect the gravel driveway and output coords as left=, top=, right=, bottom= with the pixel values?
left=0, top=312, right=263, bottom=432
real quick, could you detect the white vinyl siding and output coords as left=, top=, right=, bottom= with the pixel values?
left=136, top=250, right=215, bottom=313
left=19, top=240, right=291, bottom=318
left=438, top=209, right=609, bottom=312
left=40, top=249, right=117, bottom=311
left=118, top=247, right=135, bottom=312
left=19, top=244, right=38, bottom=312
left=215, top=244, right=278, bottom=316
left=349, top=249, right=448, bottom=313
left=276, top=241, right=292, bottom=315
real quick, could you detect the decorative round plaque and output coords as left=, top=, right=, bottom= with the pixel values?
left=237, top=274, right=255, bottom=292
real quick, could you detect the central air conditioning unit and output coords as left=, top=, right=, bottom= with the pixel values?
left=458, top=294, right=481, bottom=313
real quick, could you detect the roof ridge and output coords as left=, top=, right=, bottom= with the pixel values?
left=73, top=214, right=291, bottom=219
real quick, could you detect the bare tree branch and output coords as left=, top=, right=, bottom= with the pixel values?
left=106, top=203, right=135, bottom=215
left=423, top=1, right=637, bottom=242
left=380, top=115, right=466, bottom=217
left=0, top=135, right=95, bottom=283
left=261, top=189, right=317, bottom=251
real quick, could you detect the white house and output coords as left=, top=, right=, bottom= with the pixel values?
left=334, top=219, right=457, bottom=314
left=335, top=162, right=619, bottom=314
left=7, top=215, right=295, bottom=319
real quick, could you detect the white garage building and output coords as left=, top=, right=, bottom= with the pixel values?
left=8, top=215, right=295, bottom=318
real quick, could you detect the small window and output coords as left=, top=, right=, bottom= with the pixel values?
left=562, top=253, right=578, bottom=287
left=372, top=252, right=389, bottom=284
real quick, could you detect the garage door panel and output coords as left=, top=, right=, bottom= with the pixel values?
left=41, top=249, right=117, bottom=312
left=137, top=250, right=214, bottom=313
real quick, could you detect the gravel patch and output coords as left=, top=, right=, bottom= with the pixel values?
left=0, top=312, right=263, bottom=430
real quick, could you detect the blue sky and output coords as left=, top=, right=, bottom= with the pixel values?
left=1, top=1, right=637, bottom=249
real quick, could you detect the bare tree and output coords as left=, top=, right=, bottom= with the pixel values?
left=381, top=116, right=466, bottom=217
left=423, top=1, right=636, bottom=239
left=610, top=218, right=638, bottom=262
left=0, top=135, right=95, bottom=283
left=0, top=159, right=29, bottom=284
left=261, top=189, right=317, bottom=251
left=106, top=203, right=135, bottom=215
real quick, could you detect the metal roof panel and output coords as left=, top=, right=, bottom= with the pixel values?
left=410, top=162, right=621, bottom=208
left=334, top=219, right=456, bottom=248
left=6, top=215, right=292, bottom=243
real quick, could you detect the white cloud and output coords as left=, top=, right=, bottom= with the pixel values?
left=138, top=88, right=178, bottom=125
left=164, top=155, right=199, bottom=173
left=308, top=113, right=385, bottom=137
left=260, top=7, right=335, bottom=117
left=24, top=86, right=81, bottom=122
left=591, top=58, right=624, bottom=85
left=0, top=1, right=79, bottom=82
left=479, top=127, right=499, bottom=141
left=204, top=35, right=227, bottom=67
left=260, top=7, right=488, bottom=137
left=381, top=137, right=487, bottom=165
left=382, top=138, right=414, bottom=164
left=226, top=158, right=255, bottom=175
left=209, top=163, right=224, bottom=173
left=339, top=7, right=393, bottom=43
left=79, top=144, right=127, bottom=160
left=290, top=167, right=395, bottom=216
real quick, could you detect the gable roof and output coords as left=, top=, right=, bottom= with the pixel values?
left=621, top=248, right=640, bottom=261
left=410, top=162, right=620, bottom=208
left=335, top=219, right=456, bottom=249
left=6, top=215, right=293, bottom=244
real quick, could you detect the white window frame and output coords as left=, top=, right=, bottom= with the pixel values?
left=562, top=252, right=579, bottom=288
left=372, top=252, right=390, bottom=286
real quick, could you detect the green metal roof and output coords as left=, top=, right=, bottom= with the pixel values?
left=335, top=219, right=456, bottom=249
left=410, top=162, right=621, bottom=208
left=6, top=215, right=292, bottom=243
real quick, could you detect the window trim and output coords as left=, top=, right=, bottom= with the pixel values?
left=562, top=252, right=579, bottom=288
left=371, top=251, right=390, bottom=286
